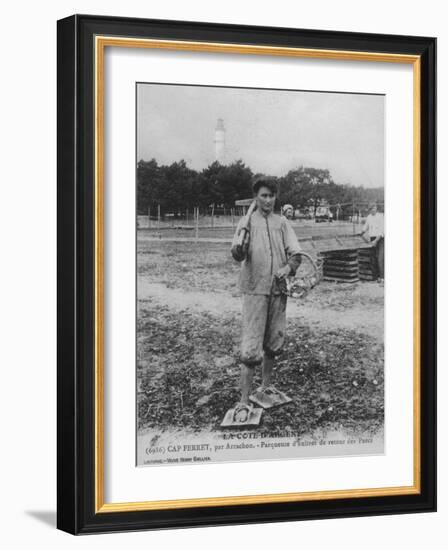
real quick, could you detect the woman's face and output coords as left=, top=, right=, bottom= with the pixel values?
left=256, top=186, right=276, bottom=214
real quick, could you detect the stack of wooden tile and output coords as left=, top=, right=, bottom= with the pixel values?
left=358, top=246, right=378, bottom=281
left=322, top=249, right=359, bottom=283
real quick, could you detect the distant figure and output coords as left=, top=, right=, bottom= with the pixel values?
left=360, top=203, right=384, bottom=282
left=281, top=204, right=294, bottom=220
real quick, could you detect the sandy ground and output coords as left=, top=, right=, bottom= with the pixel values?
left=138, top=278, right=384, bottom=341
left=136, top=240, right=384, bottom=458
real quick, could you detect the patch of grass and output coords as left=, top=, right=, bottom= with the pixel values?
left=137, top=305, right=384, bottom=437
left=138, top=241, right=240, bottom=293
left=137, top=240, right=384, bottom=312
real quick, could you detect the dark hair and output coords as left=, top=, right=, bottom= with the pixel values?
left=252, top=177, right=278, bottom=195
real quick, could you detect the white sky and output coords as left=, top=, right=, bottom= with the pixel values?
left=137, top=83, right=384, bottom=188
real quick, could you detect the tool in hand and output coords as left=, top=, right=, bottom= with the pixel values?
left=235, top=200, right=257, bottom=252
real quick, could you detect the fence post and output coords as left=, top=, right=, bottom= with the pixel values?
left=352, top=202, right=355, bottom=234
left=148, top=206, right=151, bottom=229
left=158, top=204, right=161, bottom=230
left=231, top=208, right=235, bottom=229
left=195, top=207, right=199, bottom=241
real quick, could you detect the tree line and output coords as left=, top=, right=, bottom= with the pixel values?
left=137, top=159, right=384, bottom=218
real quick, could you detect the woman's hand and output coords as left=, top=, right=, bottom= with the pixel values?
left=276, top=265, right=292, bottom=279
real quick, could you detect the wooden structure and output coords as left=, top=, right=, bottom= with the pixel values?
left=358, top=246, right=379, bottom=281
left=297, top=234, right=377, bottom=283
left=321, top=249, right=359, bottom=282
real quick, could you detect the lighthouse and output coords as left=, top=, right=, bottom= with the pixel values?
left=214, top=118, right=226, bottom=163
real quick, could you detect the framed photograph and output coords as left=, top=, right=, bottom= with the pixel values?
left=57, top=14, right=436, bottom=534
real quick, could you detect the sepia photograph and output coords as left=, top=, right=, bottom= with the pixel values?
left=136, top=83, right=385, bottom=466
